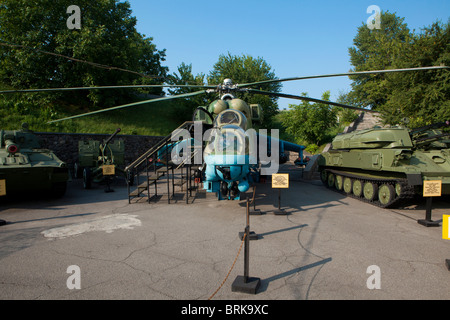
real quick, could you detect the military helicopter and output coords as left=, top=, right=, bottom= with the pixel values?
left=2, top=65, right=448, bottom=200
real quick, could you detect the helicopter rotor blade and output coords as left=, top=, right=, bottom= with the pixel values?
left=47, top=89, right=208, bottom=124
left=246, top=88, right=377, bottom=113
left=0, top=84, right=216, bottom=94
left=238, top=66, right=449, bottom=88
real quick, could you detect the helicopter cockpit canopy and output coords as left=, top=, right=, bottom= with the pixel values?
left=204, top=124, right=250, bottom=158
left=214, top=109, right=247, bottom=130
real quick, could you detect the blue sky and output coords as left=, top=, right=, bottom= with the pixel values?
left=128, top=0, right=449, bottom=110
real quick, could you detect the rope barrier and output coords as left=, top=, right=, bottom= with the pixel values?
left=208, top=233, right=247, bottom=300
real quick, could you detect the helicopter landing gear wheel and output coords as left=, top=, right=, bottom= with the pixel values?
left=352, top=180, right=363, bottom=197
left=363, top=181, right=378, bottom=201
left=335, top=175, right=343, bottom=191
left=343, top=177, right=353, bottom=194
left=327, top=173, right=335, bottom=188
left=378, top=184, right=395, bottom=207
left=220, top=181, right=228, bottom=198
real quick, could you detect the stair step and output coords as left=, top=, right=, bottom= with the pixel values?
left=129, top=189, right=145, bottom=197
left=156, top=166, right=174, bottom=173
left=130, top=180, right=158, bottom=197
left=137, top=182, right=148, bottom=190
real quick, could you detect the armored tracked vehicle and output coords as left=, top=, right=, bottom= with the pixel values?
left=318, top=121, right=450, bottom=208
left=0, top=123, right=68, bottom=198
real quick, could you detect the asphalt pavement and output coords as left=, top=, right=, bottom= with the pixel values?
left=1, top=164, right=449, bottom=301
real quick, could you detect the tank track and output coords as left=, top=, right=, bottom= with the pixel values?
left=320, top=168, right=416, bottom=208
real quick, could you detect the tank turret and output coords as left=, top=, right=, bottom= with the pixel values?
left=0, top=123, right=68, bottom=198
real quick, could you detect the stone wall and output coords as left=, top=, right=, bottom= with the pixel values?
left=36, top=132, right=164, bottom=166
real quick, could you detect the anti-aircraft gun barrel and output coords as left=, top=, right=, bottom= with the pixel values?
left=410, top=120, right=450, bottom=147
left=414, top=133, right=450, bottom=145
left=99, top=128, right=122, bottom=163
left=410, top=120, right=450, bottom=135
left=103, top=128, right=121, bottom=148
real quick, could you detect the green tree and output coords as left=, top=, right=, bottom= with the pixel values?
left=348, top=11, right=450, bottom=127
left=280, top=91, right=337, bottom=146
left=0, top=0, right=168, bottom=112
left=379, top=21, right=450, bottom=126
left=348, top=11, right=414, bottom=111
left=207, top=53, right=282, bottom=128
left=335, top=91, right=359, bottom=124
left=166, top=62, right=209, bottom=122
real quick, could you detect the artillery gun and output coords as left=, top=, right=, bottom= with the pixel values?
left=74, top=128, right=130, bottom=191
left=318, top=120, right=450, bottom=208
left=0, top=123, right=68, bottom=198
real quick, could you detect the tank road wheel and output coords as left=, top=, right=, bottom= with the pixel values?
left=320, top=170, right=328, bottom=186
left=327, top=173, right=335, bottom=188
left=335, top=175, right=344, bottom=191
left=395, top=183, right=403, bottom=197
left=343, top=177, right=353, bottom=194
left=352, top=180, right=363, bottom=197
left=363, top=181, right=378, bottom=201
left=378, top=184, right=395, bottom=207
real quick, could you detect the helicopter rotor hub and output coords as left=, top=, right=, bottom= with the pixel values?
left=206, top=79, right=247, bottom=97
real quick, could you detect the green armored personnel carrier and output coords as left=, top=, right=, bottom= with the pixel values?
left=318, top=121, right=450, bottom=208
left=0, top=123, right=68, bottom=198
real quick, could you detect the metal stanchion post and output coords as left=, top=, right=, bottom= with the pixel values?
left=239, top=190, right=259, bottom=240
left=418, top=181, right=441, bottom=227
left=272, top=173, right=288, bottom=215
left=274, top=188, right=286, bottom=215
left=231, top=196, right=261, bottom=294
left=248, top=185, right=262, bottom=215
left=418, top=197, right=440, bottom=227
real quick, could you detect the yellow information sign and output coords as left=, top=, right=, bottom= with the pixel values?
left=423, top=180, right=442, bottom=197
left=443, top=215, right=450, bottom=240
left=102, top=165, right=115, bottom=176
left=0, top=179, right=6, bottom=196
left=272, top=173, right=289, bottom=189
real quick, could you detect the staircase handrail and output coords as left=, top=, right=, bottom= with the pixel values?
left=125, top=121, right=194, bottom=172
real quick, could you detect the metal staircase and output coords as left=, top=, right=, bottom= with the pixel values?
left=125, top=121, right=203, bottom=204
